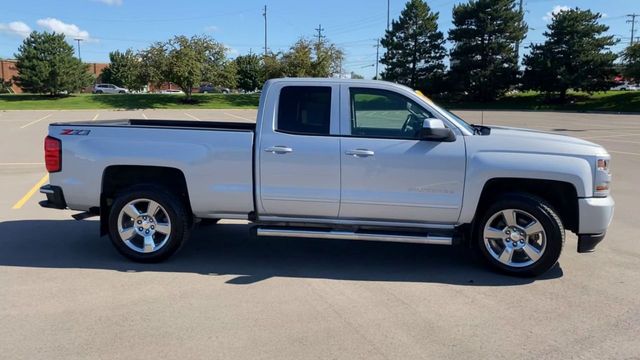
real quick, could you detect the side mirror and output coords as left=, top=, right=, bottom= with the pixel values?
left=420, top=119, right=456, bottom=142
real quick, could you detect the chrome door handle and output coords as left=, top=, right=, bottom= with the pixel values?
left=345, top=149, right=375, bottom=157
left=264, top=145, right=293, bottom=154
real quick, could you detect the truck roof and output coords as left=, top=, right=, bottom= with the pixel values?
left=266, top=77, right=409, bottom=90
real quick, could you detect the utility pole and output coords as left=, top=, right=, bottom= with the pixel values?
left=514, top=0, right=524, bottom=65
left=262, top=5, right=268, bottom=57
left=74, top=38, right=83, bottom=62
left=374, top=39, right=380, bottom=80
left=628, top=14, right=639, bottom=45
left=315, top=24, right=325, bottom=45
left=387, top=0, right=390, bottom=31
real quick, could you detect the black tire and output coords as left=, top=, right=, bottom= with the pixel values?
left=108, top=186, right=191, bottom=262
left=475, top=193, right=564, bottom=277
left=96, top=90, right=103, bottom=94
left=118, top=90, right=126, bottom=94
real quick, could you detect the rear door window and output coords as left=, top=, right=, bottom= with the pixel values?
left=277, top=86, right=331, bottom=136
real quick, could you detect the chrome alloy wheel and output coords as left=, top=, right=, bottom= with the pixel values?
left=483, top=209, right=547, bottom=268
left=117, top=199, right=171, bottom=254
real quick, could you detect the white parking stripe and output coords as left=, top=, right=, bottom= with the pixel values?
left=0, top=162, right=43, bottom=166
left=223, top=112, right=252, bottom=121
left=591, top=138, right=640, bottom=145
left=184, top=113, right=200, bottom=121
left=92, top=113, right=100, bottom=121
left=20, top=114, right=52, bottom=129
left=608, top=150, right=640, bottom=157
left=141, top=112, right=148, bottom=119
left=582, top=133, right=640, bottom=140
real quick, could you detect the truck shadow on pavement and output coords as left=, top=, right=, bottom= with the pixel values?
left=0, top=219, right=563, bottom=286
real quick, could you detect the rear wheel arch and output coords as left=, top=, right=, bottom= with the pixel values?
left=100, top=165, right=193, bottom=235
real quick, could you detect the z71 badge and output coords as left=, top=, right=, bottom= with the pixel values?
left=60, top=129, right=91, bottom=136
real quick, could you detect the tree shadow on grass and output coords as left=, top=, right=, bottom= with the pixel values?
left=0, top=219, right=563, bottom=286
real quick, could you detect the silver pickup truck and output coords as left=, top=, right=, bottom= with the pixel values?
left=39, top=78, right=614, bottom=276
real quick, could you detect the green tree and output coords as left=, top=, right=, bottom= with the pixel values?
left=263, top=52, right=286, bottom=80
left=282, top=39, right=314, bottom=77
left=622, top=43, right=640, bottom=82
left=381, top=0, right=446, bottom=91
left=100, top=49, right=147, bottom=91
left=0, top=77, right=12, bottom=93
left=234, top=53, right=262, bottom=91
left=522, top=8, right=617, bottom=100
left=279, top=38, right=344, bottom=78
left=142, top=35, right=228, bottom=101
left=218, top=60, right=238, bottom=89
left=448, top=0, right=526, bottom=101
left=14, top=31, right=93, bottom=95
left=312, top=40, right=344, bottom=77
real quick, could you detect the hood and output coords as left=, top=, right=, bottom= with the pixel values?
left=477, top=126, right=608, bottom=157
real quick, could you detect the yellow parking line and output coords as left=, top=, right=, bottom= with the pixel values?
left=20, top=114, right=52, bottom=129
left=184, top=113, right=200, bottom=121
left=12, top=174, right=49, bottom=209
left=92, top=113, right=100, bottom=121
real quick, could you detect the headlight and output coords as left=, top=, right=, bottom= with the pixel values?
left=594, top=157, right=611, bottom=197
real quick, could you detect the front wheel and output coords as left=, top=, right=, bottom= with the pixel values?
left=475, top=193, right=564, bottom=277
left=108, top=187, right=191, bottom=262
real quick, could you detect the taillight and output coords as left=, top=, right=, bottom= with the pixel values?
left=44, top=136, right=61, bottom=173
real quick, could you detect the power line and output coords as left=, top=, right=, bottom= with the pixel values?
left=627, top=14, right=639, bottom=45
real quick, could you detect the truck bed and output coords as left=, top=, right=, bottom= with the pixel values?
left=51, top=119, right=256, bottom=132
left=48, top=119, right=256, bottom=218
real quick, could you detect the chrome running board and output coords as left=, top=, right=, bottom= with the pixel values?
left=256, top=227, right=452, bottom=245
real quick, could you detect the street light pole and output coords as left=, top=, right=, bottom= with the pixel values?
left=74, top=38, right=83, bottom=62
left=387, top=0, right=390, bottom=31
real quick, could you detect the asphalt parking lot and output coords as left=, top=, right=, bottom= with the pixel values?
left=1, top=109, right=639, bottom=359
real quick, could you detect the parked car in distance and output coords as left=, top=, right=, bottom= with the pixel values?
left=199, top=84, right=230, bottom=94
left=93, top=84, right=129, bottom=94
left=158, top=89, right=185, bottom=95
left=40, top=78, right=614, bottom=277
left=610, top=82, right=640, bottom=91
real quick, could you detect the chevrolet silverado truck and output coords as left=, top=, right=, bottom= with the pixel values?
left=39, top=78, right=614, bottom=276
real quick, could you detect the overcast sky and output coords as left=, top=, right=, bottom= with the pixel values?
left=0, top=0, right=635, bottom=79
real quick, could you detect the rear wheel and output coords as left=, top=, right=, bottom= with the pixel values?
left=95, top=90, right=103, bottom=94
left=108, top=187, right=191, bottom=262
left=475, top=193, right=564, bottom=277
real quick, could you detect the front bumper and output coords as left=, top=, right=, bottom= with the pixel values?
left=39, top=185, right=67, bottom=209
left=577, top=196, right=614, bottom=252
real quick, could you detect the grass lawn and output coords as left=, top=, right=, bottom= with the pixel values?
left=1, top=90, right=639, bottom=113
left=0, top=93, right=260, bottom=110
left=439, top=91, right=640, bottom=113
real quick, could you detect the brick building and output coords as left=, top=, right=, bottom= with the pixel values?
left=0, top=59, right=109, bottom=94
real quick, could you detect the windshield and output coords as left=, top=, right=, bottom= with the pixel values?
left=414, top=90, right=475, bottom=134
